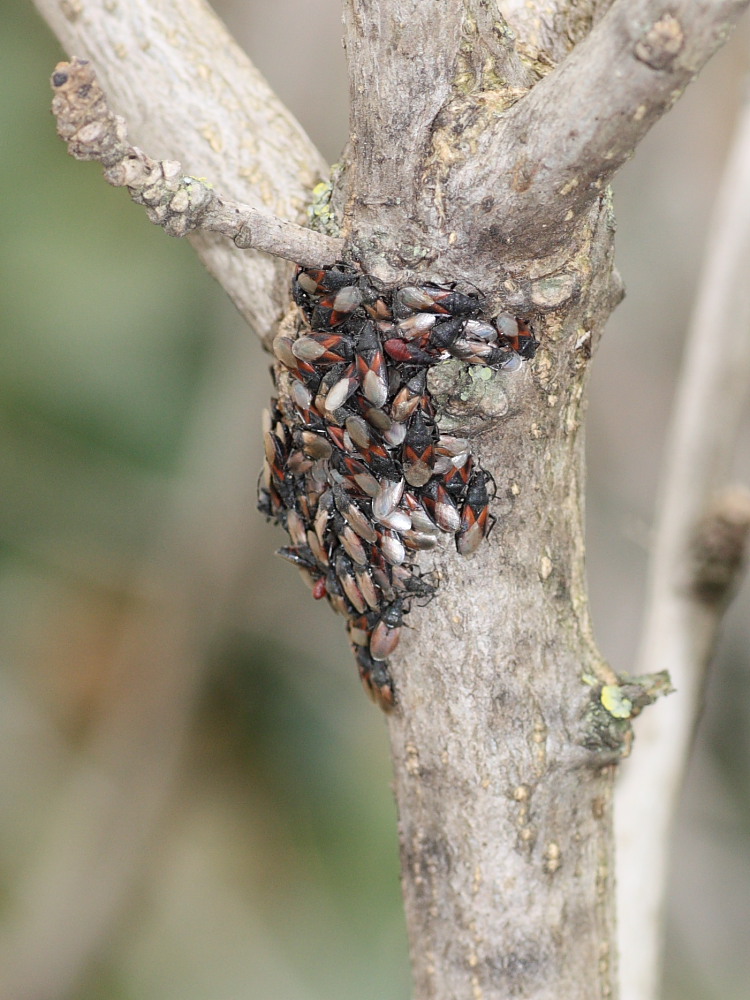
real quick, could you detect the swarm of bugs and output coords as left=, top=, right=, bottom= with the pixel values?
left=258, top=264, right=538, bottom=710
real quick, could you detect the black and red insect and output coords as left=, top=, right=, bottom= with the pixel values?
left=456, top=470, right=496, bottom=556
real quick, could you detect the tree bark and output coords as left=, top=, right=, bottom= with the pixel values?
left=379, top=197, right=623, bottom=1000
left=30, top=1, right=750, bottom=999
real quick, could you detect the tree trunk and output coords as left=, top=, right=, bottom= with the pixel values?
left=385, top=203, right=622, bottom=999
left=337, top=4, right=737, bottom=997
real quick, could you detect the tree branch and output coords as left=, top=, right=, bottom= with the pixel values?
left=51, top=59, right=343, bottom=267
left=441, top=0, right=750, bottom=267
left=615, top=67, right=750, bottom=1000
left=32, top=0, right=329, bottom=341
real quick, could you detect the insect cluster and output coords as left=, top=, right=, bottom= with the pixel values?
left=258, top=265, right=537, bottom=710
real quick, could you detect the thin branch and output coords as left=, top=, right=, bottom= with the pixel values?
left=51, top=59, right=343, bottom=267
left=442, top=0, right=750, bottom=266
left=689, top=490, right=750, bottom=603
left=33, top=0, right=329, bottom=341
left=615, top=70, right=750, bottom=1000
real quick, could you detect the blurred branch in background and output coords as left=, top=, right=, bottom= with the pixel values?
left=0, top=307, right=265, bottom=1000
left=616, top=56, right=750, bottom=1000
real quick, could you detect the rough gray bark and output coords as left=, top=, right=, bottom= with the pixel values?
left=339, top=4, right=746, bottom=998
left=383, top=196, right=623, bottom=1000
left=30, top=1, right=750, bottom=999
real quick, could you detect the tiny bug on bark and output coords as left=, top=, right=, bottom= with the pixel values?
left=429, top=315, right=467, bottom=353
left=402, top=410, right=437, bottom=488
left=370, top=599, right=405, bottom=661
left=292, top=332, right=354, bottom=365
left=391, top=369, right=428, bottom=422
left=356, top=321, right=389, bottom=408
left=383, top=338, right=434, bottom=366
left=420, top=478, right=461, bottom=534
left=456, top=470, right=496, bottom=556
left=353, top=645, right=395, bottom=710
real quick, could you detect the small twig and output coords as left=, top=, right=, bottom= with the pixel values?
left=51, top=59, right=343, bottom=267
left=615, top=68, right=750, bottom=1000
left=34, top=0, right=330, bottom=341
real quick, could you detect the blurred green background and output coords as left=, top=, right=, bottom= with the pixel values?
left=0, top=2, right=748, bottom=998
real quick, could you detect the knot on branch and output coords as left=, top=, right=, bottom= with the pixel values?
left=126, top=170, right=214, bottom=238
left=581, top=670, right=673, bottom=761
left=689, top=487, right=750, bottom=604
left=634, top=14, right=685, bottom=71
left=427, top=359, right=511, bottom=434
left=51, top=58, right=127, bottom=166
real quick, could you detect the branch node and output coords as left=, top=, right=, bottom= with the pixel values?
left=581, top=671, right=673, bottom=760
left=634, top=14, right=685, bottom=72
left=689, top=486, right=750, bottom=604
left=233, top=224, right=255, bottom=251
